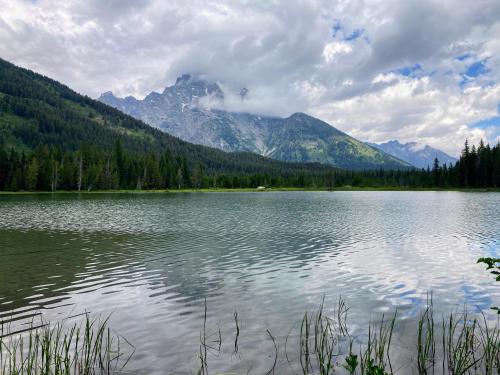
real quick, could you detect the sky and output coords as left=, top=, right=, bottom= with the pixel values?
left=1, top=0, right=500, bottom=155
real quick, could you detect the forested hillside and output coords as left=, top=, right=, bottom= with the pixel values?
left=0, top=58, right=341, bottom=190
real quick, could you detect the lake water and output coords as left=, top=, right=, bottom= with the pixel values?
left=0, top=191, right=499, bottom=374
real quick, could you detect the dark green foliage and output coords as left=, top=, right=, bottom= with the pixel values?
left=478, top=258, right=500, bottom=282
left=344, top=352, right=359, bottom=374
left=478, top=257, right=500, bottom=313
left=458, top=139, right=500, bottom=188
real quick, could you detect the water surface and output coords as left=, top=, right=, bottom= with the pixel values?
left=0, top=192, right=499, bottom=373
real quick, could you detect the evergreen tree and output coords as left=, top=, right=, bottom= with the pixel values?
left=432, top=158, right=440, bottom=187
left=25, top=157, right=39, bottom=191
left=176, top=168, right=183, bottom=189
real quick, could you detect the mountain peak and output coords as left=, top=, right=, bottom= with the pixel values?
left=239, top=87, right=249, bottom=100
left=289, top=112, right=310, bottom=120
left=370, top=140, right=457, bottom=168
left=173, top=73, right=212, bottom=87
left=174, top=74, right=193, bottom=86
left=98, top=91, right=139, bottom=103
left=169, top=73, right=224, bottom=101
left=99, top=91, right=116, bottom=99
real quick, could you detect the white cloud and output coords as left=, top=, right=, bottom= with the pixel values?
left=322, top=41, right=352, bottom=63
left=313, top=76, right=500, bottom=155
left=0, top=0, right=499, bottom=154
left=372, top=73, right=398, bottom=84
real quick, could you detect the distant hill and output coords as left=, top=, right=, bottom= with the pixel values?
left=99, top=75, right=411, bottom=170
left=367, top=140, right=458, bottom=169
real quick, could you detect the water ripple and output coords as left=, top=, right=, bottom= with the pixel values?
left=0, top=192, right=499, bottom=374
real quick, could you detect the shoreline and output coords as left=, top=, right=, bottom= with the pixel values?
left=1, top=187, right=499, bottom=194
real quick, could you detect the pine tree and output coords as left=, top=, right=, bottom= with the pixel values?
left=51, top=161, right=59, bottom=192
left=77, top=153, right=83, bottom=191
left=432, top=157, right=440, bottom=187
left=192, top=162, right=203, bottom=189
left=25, top=157, right=39, bottom=191
left=176, top=168, right=183, bottom=189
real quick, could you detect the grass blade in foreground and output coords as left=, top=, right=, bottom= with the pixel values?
left=0, top=314, right=133, bottom=375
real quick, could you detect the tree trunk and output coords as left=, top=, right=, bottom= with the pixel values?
left=77, top=155, right=83, bottom=191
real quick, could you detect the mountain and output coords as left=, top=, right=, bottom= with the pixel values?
left=368, top=140, right=458, bottom=169
left=99, top=75, right=411, bottom=170
left=0, top=57, right=341, bottom=184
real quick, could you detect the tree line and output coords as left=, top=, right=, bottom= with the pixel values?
left=1, top=139, right=499, bottom=191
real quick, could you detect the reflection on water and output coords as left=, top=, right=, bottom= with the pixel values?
left=0, top=191, right=499, bottom=373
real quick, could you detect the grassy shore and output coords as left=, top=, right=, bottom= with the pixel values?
left=0, top=186, right=499, bottom=195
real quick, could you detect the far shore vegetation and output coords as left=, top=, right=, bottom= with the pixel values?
left=1, top=139, right=499, bottom=193
left=1, top=186, right=500, bottom=195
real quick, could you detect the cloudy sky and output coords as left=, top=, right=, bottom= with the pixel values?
left=1, top=0, right=500, bottom=155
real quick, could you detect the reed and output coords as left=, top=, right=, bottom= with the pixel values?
left=1, top=299, right=499, bottom=375
left=0, top=314, right=132, bottom=375
left=194, top=298, right=500, bottom=375
left=477, top=314, right=500, bottom=375
left=417, top=301, right=436, bottom=374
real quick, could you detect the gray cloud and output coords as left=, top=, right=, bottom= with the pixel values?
left=1, top=0, right=500, bottom=154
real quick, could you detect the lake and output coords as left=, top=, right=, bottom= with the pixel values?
left=0, top=191, right=499, bottom=374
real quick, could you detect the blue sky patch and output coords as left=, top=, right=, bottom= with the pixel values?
left=472, top=116, right=500, bottom=129
left=331, top=21, right=342, bottom=37
left=456, top=53, right=471, bottom=61
left=465, top=60, right=489, bottom=77
left=345, top=28, right=364, bottom=41
left=471, top=115, right=500, bottom=141
left=394, top=63, right=422, bottom=77
left=459, top=59, right=490, bottom=88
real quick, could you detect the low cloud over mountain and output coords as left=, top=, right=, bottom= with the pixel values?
left=100, top=75, right=411, bottom=169
left=2, top=0, right=500, bottom=154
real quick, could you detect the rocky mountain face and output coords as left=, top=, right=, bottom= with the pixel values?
left=367, top=140, right=458, bottom=169
left=99, top=75, right=411, bottom=169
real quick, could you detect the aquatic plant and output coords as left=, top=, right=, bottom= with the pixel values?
left=194, top=298, right=500, bottom=375
left=0, top=314, right=132, bottom=375
left=417, top=301, right=436, bottom=374
left=1, top=299, right=499, bottom=375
